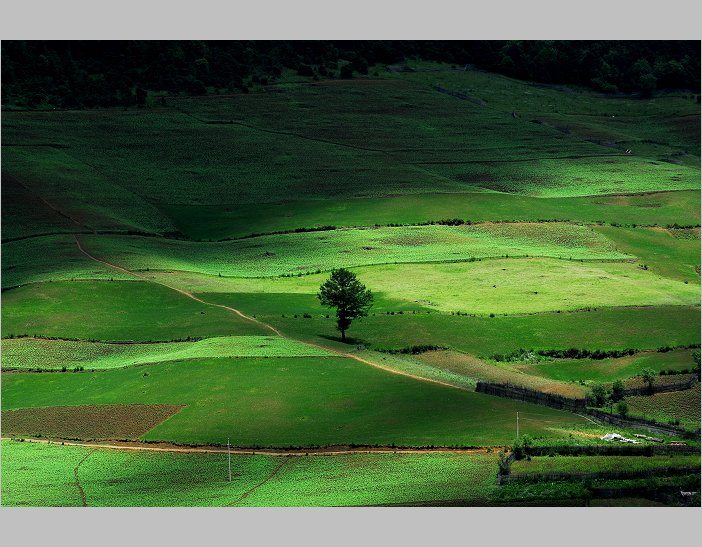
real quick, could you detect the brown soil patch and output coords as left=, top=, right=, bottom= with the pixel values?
left=2, top=404, right=185, bottom=440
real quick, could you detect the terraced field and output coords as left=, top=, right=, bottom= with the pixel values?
left=2, top=54, right=699, bottom=507
left=625, top=383, right=701, bottom=430
left=1, top=358, right=591, bottom=447
left=0, top=440, right=498, bottom=507
left=1, top=336, right=334, bottom=371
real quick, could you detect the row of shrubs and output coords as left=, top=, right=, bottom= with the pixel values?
left=376, top=344, right=448, bottom=355
left=491, top=347, right=637, bottom=362
left=2, top=334, right=203, bottom=344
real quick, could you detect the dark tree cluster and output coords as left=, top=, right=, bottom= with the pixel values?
left=2, top=40, right=699, bottom=108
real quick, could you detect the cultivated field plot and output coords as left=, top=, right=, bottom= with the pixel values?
left=625, top=383, right=701, bottom=430
left=509, top=454, right=702, bottom=476
left=190, top=259, right=698, bottom=316
left=415, top=350, right=587, bottom=398
left=2, top=358, right=590, bottom=447
left=1, top=174, right=84, bottom=242
left=1, top=404, right=184, bottom=440
left=163, top=190, right=702, bottom=242
left=260, top=306, right=701, bottom=357
left=0, top=440, right=499, bottom=507
left=1, top=281, right=269, bottom=341
left=1, top=336, right=334, bottom=371
left=77, top=223, right=631, bottom=279
left=516, top=349, right=700, bottom=384
left=1, top=235, right=135, bottom=289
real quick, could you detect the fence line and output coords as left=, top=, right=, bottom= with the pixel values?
left=475, top=382, right=586, bottom=412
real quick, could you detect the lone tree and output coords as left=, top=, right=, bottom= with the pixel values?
left=318, top=268, right=373, bottom=342
left=639, top=367, right=656, bottom=393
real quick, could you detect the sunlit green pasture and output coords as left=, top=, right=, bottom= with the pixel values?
left=625, top=384, right=701, bottom=430
left=1, top=358, right=589, bottom=447
left=595, top=226, right=701, bottom=282
left=163, top=190, right=701, bottom=241
left=425, top=156, right=700, bottom=197
left=515, top=349, right=699, bottom=384
left=78, top=223, right=630, bottom=278
left=186, top=258, right=699, bottom=315
left=1, top=235, right=134, bottom=289
left=254, top=306, right=701, bottom=357
left=1, top=281, right=268, bottom=341
left=415, top=350, right=587, bottom=398
left=0, top=440, right=498, bottom=507
left=1, top=336, right=333, bottom=371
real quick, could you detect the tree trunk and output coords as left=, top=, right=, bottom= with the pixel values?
left=341, top=329, right=346, bottom=342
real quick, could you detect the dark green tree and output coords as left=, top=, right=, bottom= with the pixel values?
left=616, top=401, right=629, bottom=418
left=639, top=368, right=656, bottom=393
left=611, top=380, right=625, bottom=403
left=318, top=268, right=373, bottom=342
left=589, top=383, right=608, bottom=407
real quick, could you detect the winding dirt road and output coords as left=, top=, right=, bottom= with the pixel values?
left=73, top=234, right=470, bottom=391
left=3, top=436, right=498, bottom=457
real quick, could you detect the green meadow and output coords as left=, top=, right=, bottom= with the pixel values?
left=1, top=336, right=334, bottom=371
left=516, top=349, right=700, bottom=384
left=1, top=358, right=590, bottom=447
left=2, top=54, right=699, bottom=507
left=76, top=222, right=630, bottom=279
left=0, top=440, right=498, bottom=507
left=1, top=281, right=269, bottom=340
left=164, top=190, right=701, bottom=241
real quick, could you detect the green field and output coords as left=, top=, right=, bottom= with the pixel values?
left=2, top=54, right=700, bottom=507
left=1, top=336, right=334, bottom=371
left=625, top=384, right=701, bottom=430
left=163, top=190, right=702, bottom=241
left=193, top=259, right=697, bottom=315
left=1, top=281, right=269, bottom=340
left=510, top=454, right=701, bottom=476
left=0, top=440, right=498, bottom=507
left=254, top=305, right=701, bottom=357
left=516, top=349, right=700, bottom=384
left=1, top=358, right=590, bottom=447
left=76, top=222, right=631, bottom=279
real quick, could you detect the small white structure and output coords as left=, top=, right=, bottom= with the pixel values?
left=601, top=432, right=640, bottom=444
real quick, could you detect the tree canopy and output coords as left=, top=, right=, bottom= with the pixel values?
left=2, top=40, right=699, bottom=108
left=318, top=268, right=373, bottom=342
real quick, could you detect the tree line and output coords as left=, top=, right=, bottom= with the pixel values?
left=2, top=40, right=699, bottom=108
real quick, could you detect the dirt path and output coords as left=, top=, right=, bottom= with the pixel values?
left=73, top=448, right=96, bottom=507
left=3, top=437, right=497, bottom=457
left=6, top=174, right=87, bottom=229
left=73, top=235, right=471, bottom=392
left=229, top=456, right=292, bottom=506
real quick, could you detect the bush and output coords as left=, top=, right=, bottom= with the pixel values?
left=616, top=401, right=629, bottom=418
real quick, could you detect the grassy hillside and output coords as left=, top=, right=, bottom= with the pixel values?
left=1, top=357, right=590, bottom=447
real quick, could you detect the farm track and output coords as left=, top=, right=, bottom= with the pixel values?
left=2, top=437, right=498, bottom=456
left=228, top=457, right=292, bottom=506
left=4, top=174, right=87, bottom=230
left=73, top=448, right=96, bottom=507
left=72, top=235, right=474, bottom=392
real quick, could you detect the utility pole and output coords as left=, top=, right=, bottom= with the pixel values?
left=227, top=437, right=232, bottom=482
left=516, top=412, right=519, bottom=440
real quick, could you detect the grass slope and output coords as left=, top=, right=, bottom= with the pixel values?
left=1, top=336, right=334, bottom=371
left=164, top=190, right=701, bottom=241
left=0, top=440, right=498, bottom=507
left=192, top=258, right=699, bottom=316
left=1, top=358, right=589, bottom=447
left=516, top=349, right=699, bottom=384
left=1, top=281, right=268, bottom=341
left=79, top=223, right=630, bottom=278
left=255, top=305, right=701, bottom=356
